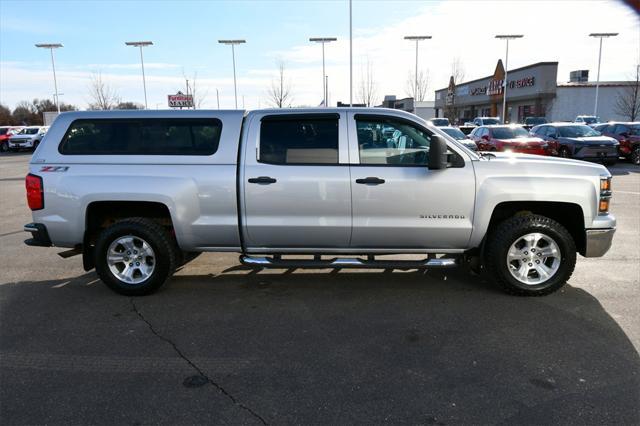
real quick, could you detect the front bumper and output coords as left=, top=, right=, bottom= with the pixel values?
left=583, top=228, right=615, bottom=257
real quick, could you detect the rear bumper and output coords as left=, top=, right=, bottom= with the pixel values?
left=583, top=228, right=615, bottom=257
left=24, top=223, right=52, bottom=247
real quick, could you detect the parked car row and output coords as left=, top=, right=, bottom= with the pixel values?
left=0, top=126, right=49, bottom=152
left=436, top=120, right=639, bottom=166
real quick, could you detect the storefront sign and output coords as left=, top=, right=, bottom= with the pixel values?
left=168, top=91, right=194, bottom=108
left=470, top=75, right=535, bottom=96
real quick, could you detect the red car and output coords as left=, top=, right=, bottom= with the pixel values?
left=0, top=126, right=24, bottom=153
left=597, top=122, right=640, bottom=165
left=470, top=125, right=554, bottom=155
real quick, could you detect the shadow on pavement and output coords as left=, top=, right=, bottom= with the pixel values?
left=1, top=268, right=639, bottom=425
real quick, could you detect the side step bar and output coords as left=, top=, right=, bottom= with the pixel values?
left=240, top=255, right=457, bottom=270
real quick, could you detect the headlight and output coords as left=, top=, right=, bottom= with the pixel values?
left=599, top=176, right=612, bottom=215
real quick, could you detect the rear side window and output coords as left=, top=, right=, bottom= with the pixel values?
left=259, top=116, right=339, bottom=165
left=59, top=118, right=222, bottom=155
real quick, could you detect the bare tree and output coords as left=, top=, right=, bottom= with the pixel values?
left=445, top=57, right=466, bottom=123
left=451, top=57, right=466, bottom=85
left=358, top=57, right=378, bottom=107
left=614, top=66, right=640, bottom=121
left=87, top=72, right=120, bottom=110
left=182, top=71, right=208, bottom=109
left=267, top=60, right=293, bottom=108
left=405, top=70, right=429, bottom=102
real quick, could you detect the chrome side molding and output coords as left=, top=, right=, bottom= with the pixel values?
left=240, top=255, right=456, bottom=269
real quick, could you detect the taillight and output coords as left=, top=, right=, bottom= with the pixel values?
left=26, top=174, right=44, bottom=210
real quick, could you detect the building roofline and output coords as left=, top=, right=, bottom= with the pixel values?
left=435, top=61, right=559, bottom=92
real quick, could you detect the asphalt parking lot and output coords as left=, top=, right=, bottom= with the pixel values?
left=0, top=152, right=638, bottom=425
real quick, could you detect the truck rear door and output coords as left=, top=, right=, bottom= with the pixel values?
left=240, top=112, right=351, bottom=250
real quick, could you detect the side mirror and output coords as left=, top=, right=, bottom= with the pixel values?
left=429, top=135, right=448, bottom=170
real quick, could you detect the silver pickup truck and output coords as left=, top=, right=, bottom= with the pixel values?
left=24, top=108, right=615, bottom=296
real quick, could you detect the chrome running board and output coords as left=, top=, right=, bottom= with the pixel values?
left=240, top=255, right=456, bottom=270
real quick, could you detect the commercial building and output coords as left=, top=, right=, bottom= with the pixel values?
left=377, top=95, right=435, bottom=121
left=434, top=61, right=638, bottom=124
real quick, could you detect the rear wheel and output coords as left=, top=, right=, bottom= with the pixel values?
left=95, top=218, right=177, bottom=295
left=0, top=142, right=7, bottom=153
left=485, top=214, right=576, bottom=296
left=559, top=147, right=571, bottom=158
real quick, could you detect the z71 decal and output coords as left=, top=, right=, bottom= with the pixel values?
left=40, top=166, right=69, bottom=172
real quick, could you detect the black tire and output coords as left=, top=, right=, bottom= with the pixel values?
left=0, top=142, right=7, bottom=153
left=95, top=218, right=177, bottom=296
left=484, top=214, right=576, bottom=296
left=33, top=140, right=40, bottom=150
left=559, top=146, right=571, bottom=158
left=631, top=146, right=640, bottom=166
left=603, top=158, right=617, bottom=166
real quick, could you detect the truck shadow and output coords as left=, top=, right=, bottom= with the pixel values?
left=1, top=267, right=639, bottom=424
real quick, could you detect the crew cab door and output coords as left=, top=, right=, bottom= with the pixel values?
left=240, top=112, right=352, bottom=249
left=347, top=113, right=475, bottom=249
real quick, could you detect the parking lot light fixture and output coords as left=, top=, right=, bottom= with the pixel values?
left=589, top=33, right=618, bottom=117
left=404, top=36, right=432, bottom=107
left=125, top=41, right=153, bottom=109
left=495, top=34, right=523, bottom=124
left=218, top=40, right=246, bottom=109
left=309, top=37, right=337, bottom=107
left=35, top=43, right=63, bottom=113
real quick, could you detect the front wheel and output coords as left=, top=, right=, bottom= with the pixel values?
left=559, top=147, right=571, bottom=158
left=0, top=142, right=7, bottom=153
left=95, top=218, right=178, bottom=295
left=484, top=214, right=576, bottom=296
left=631, top=146, right=640, bottom=165
left=33, top=140, right=40, bottom=150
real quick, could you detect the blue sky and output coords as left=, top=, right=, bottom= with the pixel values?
left=1, top=0, right=639, bottom=109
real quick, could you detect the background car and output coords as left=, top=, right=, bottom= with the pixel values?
left=428, top=118, right=450, bottom=127
left=575, top=115, right=601, bottom=126
left=0, top=126, right=24, bottom=153
left=8, top=126, right=48, bottom=151
left=473, top=117, right=500, bottom=126
left=522, top=117, right=548, bottom=131
left=439, top=126, right=477, bottom=151
left=530, top=123, right=619, bottom=165
left=469, top=125, right=552, bottom=155
left=598, top=122, right=640, bottom=165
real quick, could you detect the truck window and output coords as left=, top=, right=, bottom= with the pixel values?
left=259, top=117, right=338, bottom=165
left=58, top=118, right=222, bottom=155
left=356, top=118, right=432, bottom=166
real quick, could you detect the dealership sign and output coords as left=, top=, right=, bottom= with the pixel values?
left=168, top=91, right=194, bottom=108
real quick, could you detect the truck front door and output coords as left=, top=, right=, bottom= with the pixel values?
left=240, top=112, right=352, bottom=250
left=348, top=113, right=476, bottom=250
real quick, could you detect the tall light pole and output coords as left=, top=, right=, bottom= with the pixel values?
left=218, top=39, right=246, bottom=109
left=125, top=41, right=153, bottom=109
left=589, top=32, right=618, bottom=117
left=309, top=37, right=337, bottom=107
left=495, top=34, right=523, bottom=123
left=404, top=36, right=431, bottom=107
left=35, top=43, right=63, bottom=113
left=349, top=0, right=353, bottom=106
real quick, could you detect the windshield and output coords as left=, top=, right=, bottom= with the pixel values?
left=491, top=127, right=530, bottom=139
left=558, top=125, right=600, bottom=138
left=483, top=118, right=500, bottom=125
left=441, top=127, right=466, bottom=140
left=578, top=116, right=599, bottom=124
left=19, top=128, right=40, bottom=135
left=628, top=124, right=640, bottom=135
